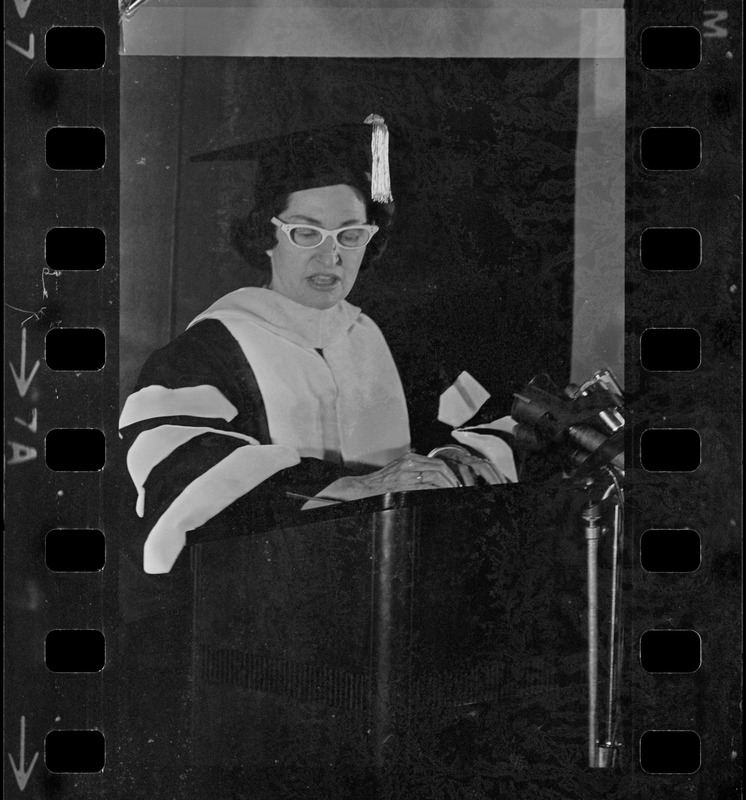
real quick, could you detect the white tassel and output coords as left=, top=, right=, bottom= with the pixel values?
left=364, top=114, right=393, bottom=203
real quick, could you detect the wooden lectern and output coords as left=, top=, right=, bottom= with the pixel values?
left=168, top=483, right=596, bottom=797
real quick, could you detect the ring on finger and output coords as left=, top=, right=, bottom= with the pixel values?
left=416, top=471, right=423, bottom=482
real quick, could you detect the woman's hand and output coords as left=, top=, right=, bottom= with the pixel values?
left=428, top=445, right=509, bottom=487
left=318, top=446, right=509, bottom=503
left=321, top=451, right=461, bottom=502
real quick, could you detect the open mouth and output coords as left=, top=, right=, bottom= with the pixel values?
left=307, top=274, right=341, bottom=289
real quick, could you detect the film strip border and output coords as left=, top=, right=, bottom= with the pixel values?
left=3, top=2, right=741, bottom=798
left=626, top=0, right=741, bottom=793
left=4, top=0, right=118, bottom=794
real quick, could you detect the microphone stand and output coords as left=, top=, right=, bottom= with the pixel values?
left=582, top=466, right=624, bottom=769
left=582, top=499, right=602, bottom=767
left=509, top=366, right=626, bottom=767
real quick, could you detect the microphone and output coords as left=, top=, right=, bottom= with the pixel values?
left=510, top=370, right=625, bottom=477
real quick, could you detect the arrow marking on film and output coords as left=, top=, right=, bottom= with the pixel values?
left=8, top=716, right=39, bottom=791
left=10, top=328, right=40, bottom=398
left=12, top=0, right=33, bottom=19
left=5, top=34, right=35, bottom=60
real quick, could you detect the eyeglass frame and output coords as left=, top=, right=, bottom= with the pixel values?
left=271, top=216, right=379, bottom=250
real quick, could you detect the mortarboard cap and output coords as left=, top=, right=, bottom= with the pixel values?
left=191, top=114, right=393, bottom=204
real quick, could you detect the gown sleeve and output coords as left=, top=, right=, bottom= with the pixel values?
left=119, top=319, right=353, bottom=573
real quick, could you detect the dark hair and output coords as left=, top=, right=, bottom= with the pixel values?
left=230, top=171, right=394, bottom=274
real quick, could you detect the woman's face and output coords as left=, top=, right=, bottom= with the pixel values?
left=268, top=184, right=369, bottom=310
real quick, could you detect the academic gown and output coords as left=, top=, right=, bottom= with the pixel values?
left=119, top=287, right=411, bottom=574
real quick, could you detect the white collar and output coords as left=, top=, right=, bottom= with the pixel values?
left=188, top=286, right=361, bottom=350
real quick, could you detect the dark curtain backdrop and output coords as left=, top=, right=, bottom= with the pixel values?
left=121, top=57, right=578, bottom=450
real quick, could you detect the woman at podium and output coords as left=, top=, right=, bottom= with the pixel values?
left=119, top=116, right=504, bottom=574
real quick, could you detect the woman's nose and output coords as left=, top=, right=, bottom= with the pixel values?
left=318, top=234, right=341, bottom=260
